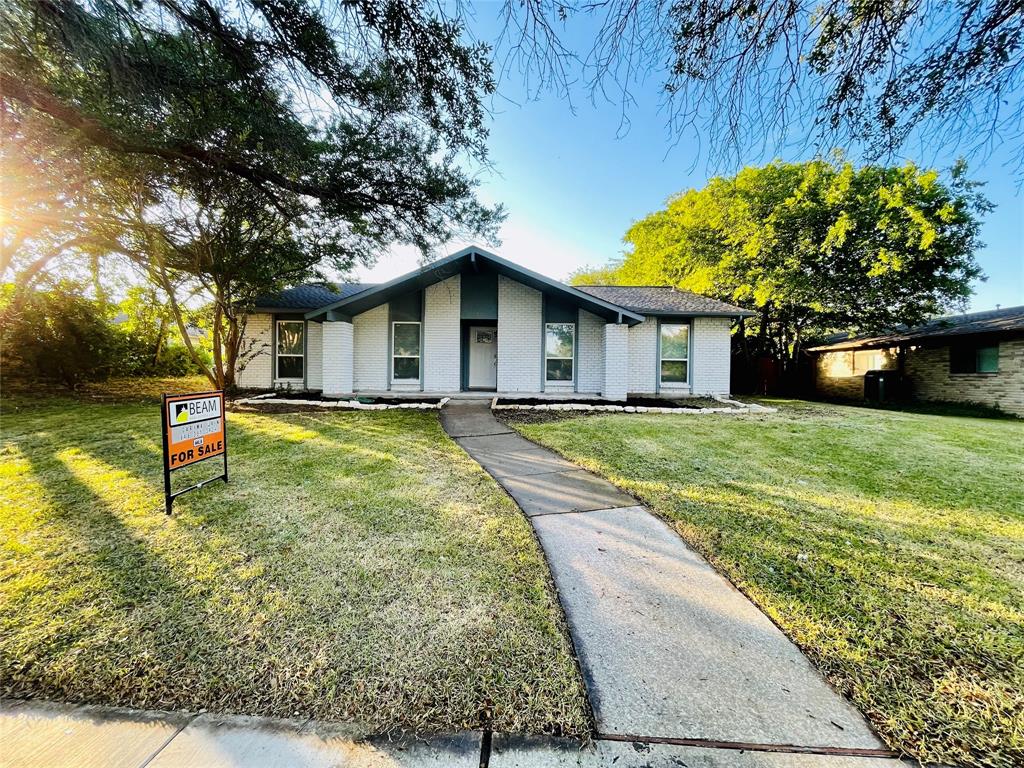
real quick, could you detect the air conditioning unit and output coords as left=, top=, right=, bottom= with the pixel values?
left=863, top=369, right=901, bottom=402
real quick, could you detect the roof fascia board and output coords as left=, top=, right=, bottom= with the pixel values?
left=305, top=246, right=646, bottom=325
left=305, top=250, right=468, bottom=320
left=475, top=249, right=645, bottom=324
left=643, top=310, right=756, bottom=319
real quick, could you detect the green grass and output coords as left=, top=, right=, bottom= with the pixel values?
left=515, top=401, right=1024, bottom=767
left=0, top=388, right=589, bottom=735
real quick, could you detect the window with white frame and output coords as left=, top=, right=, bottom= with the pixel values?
left=392, top=322, right=421, bottom=380
left=545, top=322, right=575, bottom=381
left=660, top=323, right=689, bottom=384
left=276, top=320, right=304, bottom=380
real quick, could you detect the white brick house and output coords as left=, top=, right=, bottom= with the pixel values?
left=237, top=247, right=751, bottom=399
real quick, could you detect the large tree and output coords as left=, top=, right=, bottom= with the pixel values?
left=1, top=0, right=503, bottom=379
left=134, top=179, right=354, bottom=388
left=573, top=159, right=990, bottom=376
left=497, top=1, right=1024, bottom=173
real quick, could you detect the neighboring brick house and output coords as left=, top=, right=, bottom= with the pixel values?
left=809, top=305, right=1024, bottom=417
left=237, top=246, right=751, bottom=399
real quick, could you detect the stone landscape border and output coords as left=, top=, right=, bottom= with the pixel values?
left=234, top=395, right=450, bottom=411
left=233, top=393, right=776, bottom=414
left=491, top=395, right=776, bottom=415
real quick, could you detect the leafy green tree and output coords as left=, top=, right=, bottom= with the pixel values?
left=0, top=282, right=122, bottom=387
left=1, top=0, right=504, bottom=384
left=135, top=182, right=355, bottom=388
left=574, top=159, right=989, bottom=378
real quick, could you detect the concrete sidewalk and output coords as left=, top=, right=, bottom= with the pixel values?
left=1, top=701, right=907, bottom=767
left=441, top=401, right=889, bottom=755
left=0, top=700, right=479, bottom=768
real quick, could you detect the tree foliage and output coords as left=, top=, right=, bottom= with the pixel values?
left=1, top=0, right=501, bottom=251
left=0, top=282, right=198, bottom=386
left=574, top=159, right=990, bottom=367
left=136, top=182, right=353, bottom=388
left=498, top=1, right=1024, bottom=172
left=1, top=0, right=506, bottom=386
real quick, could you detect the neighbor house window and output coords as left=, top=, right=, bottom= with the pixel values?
left=392, top=322, right=421, bottom=380
left=853, top=350, right=886, bottom=375
left=660, top=323, right=689, bottom=384
left=545, top=323, right=575, bottom=381
left=950, top=343, right=999, bottom=374
left=276, top=320, right=304, bottom=380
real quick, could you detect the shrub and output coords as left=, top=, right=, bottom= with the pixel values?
left=1, top=284, right=122, bottom=388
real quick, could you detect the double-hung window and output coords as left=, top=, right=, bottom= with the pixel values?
left=660, top=323, right=689, bottom=384
left=276, top=320, right=304, bottom=380
left=545, top=323, right=575, bottom=381
left=392, top=322, right=421, bottom=381
left=950, top=343, right=999, bottom=374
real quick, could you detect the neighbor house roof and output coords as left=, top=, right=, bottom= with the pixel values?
left=575, top=285, right=755, bottom=317
left=253, top=283, right=374, bottom=312
left=303, top=246, right=648, bottom=325
left=808, top=305, right=1024, bottom=352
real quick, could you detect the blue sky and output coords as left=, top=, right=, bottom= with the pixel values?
left=355, top=6, right=1024, bottom=313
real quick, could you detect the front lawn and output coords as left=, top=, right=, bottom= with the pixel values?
left=514, top=401, right=1023, bottom=767
left=0, top=387, right=589, bottom=735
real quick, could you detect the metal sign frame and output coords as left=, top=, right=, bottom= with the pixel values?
left=161, top=390, right=228, bottom=515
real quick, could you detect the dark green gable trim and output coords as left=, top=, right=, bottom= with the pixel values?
left=461, top=270, right=498, bottom=319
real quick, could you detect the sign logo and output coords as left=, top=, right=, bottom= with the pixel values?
left=162, top=391, right=228, bottom=514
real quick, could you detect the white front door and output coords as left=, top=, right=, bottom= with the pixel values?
left=468, top=326, right=498, bottom=389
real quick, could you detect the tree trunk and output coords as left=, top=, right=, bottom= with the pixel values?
left=211, top=300, right=225, bottom=389
left=155, top=266, right=218, bottom=388
left=153, top=315, right=167, bottom=365
left=222, top=313, right=240, bottom=390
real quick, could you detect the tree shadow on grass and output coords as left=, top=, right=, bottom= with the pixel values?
left=4, top=437, right=228, bottom=711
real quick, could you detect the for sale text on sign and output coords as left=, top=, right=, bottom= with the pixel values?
left=164, top=392, right=225, bottom=470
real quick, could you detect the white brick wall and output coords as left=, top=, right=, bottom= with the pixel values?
left=423, top=275, right=461, bottom=391
left=353, top=304, right=388, bottom=391
left=628, top=319, right=658, bottom=394
left=497, top=275, right=542, bottom=392
left=603, top=323, right=629, bottom=399
left=691, top=316, right=732, bottom=395
left=577, top=310, right=605, bottom=393
left=236, top=313, right=272, bottom=389
left=306, top=321, right=323, bottom=390
left=322, top=321, right=353, bottom=395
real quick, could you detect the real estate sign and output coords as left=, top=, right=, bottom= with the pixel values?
left=161, top=391, right=228, bottom=514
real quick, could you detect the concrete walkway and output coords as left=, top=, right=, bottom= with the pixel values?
left=1, top=700, right=908, bottom=768
left=441, top=401, right=890, bottom=759
left=0, top=700, right=479, bottom=768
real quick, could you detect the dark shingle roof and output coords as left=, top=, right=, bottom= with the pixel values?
left=253, top=283, right=374, bottom=311
left=574, top=285, right=754, bottom=317
left=808, top=305, right=1024, bottom=351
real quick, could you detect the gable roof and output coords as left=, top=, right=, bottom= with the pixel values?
left=575, top=285, right=754, bottom=317
left=253, top=283, right=374, bottom=312
left=303, top=246, right=647, bottom=325
left=808, top=305, right=1024, bottom=352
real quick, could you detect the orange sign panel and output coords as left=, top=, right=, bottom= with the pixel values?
left=164, top=392, right=225, bottom=470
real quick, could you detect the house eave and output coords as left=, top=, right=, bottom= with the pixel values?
left=304, top=246, right=647, bottom=325
left=642, top=310, right=756, bottom=319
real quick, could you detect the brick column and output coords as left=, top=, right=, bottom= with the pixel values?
left=602, top=323, right=629, bottom=400
left=322, top=320, right=353, bottom=396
